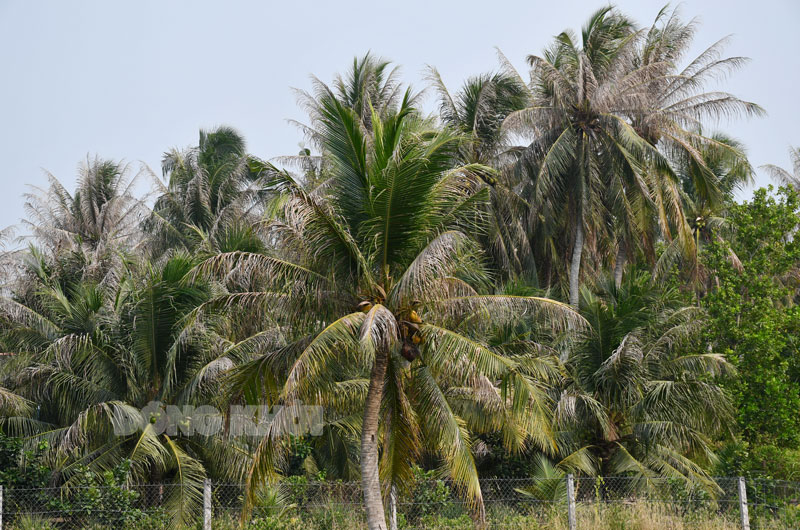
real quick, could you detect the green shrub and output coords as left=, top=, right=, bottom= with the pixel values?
left=409, top=467, right=452, bottom=517
left=0, top=435, right=51, bottom=489
left=716, top=440, right=800, bottom=480
left=281, top=475, right=310, bottom=507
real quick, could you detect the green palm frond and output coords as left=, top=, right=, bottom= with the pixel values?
left=410, top=366, right=482, bottom=508
left=163, top=436, right=206, bottom=529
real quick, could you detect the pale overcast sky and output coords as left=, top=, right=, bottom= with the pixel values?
left=1, top=0, right=798, bottom=233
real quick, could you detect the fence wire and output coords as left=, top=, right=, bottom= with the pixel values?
left=2, top=476, right=798, bottom=529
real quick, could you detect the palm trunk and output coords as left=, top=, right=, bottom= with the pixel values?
left=388, top=485, right=398, bottom=530
left=614, top=242, right=625, bottom=288
left=361, top=348, right=389, bottom=530
left=473, top=494, right=487, bottom=529
left=569, top=133, right=587, bottom=309
left=569, top=221, right=584, bottom=307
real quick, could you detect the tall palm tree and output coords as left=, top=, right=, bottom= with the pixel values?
left=22, top=158, right=145, bottom=285
left=149, top=126, right=263, bottom=255
left=199, top=87, right=581, bottom=529
left=499, top=6, right=762, bottom=300
left=503, top=7, right=675, bottom=306
left=623, top=6, right=763, bottom=281
left=763, top=147, right=800, bottom=190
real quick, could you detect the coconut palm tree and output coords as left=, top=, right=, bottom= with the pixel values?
left=654, top=133, right=753, bottom=288
left=620, top=6, right=763, bottom=281
left=503, top=7, right=677, bottom=307
left=500, top=6, right=762, bottom=301
left=196, top=84, right=581, bottom=529
left=0, top=254, right=252, bottom=528
left=553, top=272, right=733, bottom=484
left=21, top=158, right=146, bottom=285
left=148, top=126, right=265, bottom=255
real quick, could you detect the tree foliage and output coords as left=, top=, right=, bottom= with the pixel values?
left=0, top=5, right=795, bottom=529
left=703, top=186, right=800, bottom=447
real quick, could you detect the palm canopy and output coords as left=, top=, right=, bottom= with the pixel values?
left=553, top=272, right=733, bottom=485
left=21, top=158, right=146, bottom=285
left=295, top=53, right=414, bottom=136
left=428, top=68, right=528, bottom=167
left=677, top=133, right=753, bottom=208
left=0, top=254, right=252, bottom=528
left=196, top=81, right=582, bottom=529
left=653, top=133, right=753, bottom=286
left=633, top=6, right=763, bottom=209
left=503, top=7, right=674, bottom=305
left=148, top=126, right=265, bottom=255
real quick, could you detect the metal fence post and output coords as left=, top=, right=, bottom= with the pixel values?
left=738, top=476, right=750, bottom=530
left=567, top=474, right=576, bottom=530
left=203, top=478, right=212, bottom=530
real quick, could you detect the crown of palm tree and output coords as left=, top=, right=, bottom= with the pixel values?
left=553, top=272, right=732, bottom=487
left=22, top=158, right=146, bottom=286
left=0, top=254, right=256, bottom=528
left=149, top=126, right=266, bottom=256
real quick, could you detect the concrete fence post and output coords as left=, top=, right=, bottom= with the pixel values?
left=203, top=478, right=212, bottom=530
left=567, top=474, right=576, bottom=530
left=737, top=476, right=750, bottom=530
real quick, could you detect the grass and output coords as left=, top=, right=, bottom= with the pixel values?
left=201, top=503, right=790, bottom=530
left=8, top=502, right=798, bottom=529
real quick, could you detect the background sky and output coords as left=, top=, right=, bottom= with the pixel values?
left=1, top=0, right=798, bottom=236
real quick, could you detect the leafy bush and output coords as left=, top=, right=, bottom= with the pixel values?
left=402, top=467, right=459, bottom=523
left=716, top=440, right=800, bottom=480
left=704, top=186, right=800, bottom=447
left=0, top=435, right=51, bottom=489
left=281, top=475, right=310, bottom=507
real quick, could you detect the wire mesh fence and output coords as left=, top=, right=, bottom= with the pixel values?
left=2, top=476, right=799, bottom=529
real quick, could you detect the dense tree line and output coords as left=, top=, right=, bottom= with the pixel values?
left=0, top=6, right=798, bottom=529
